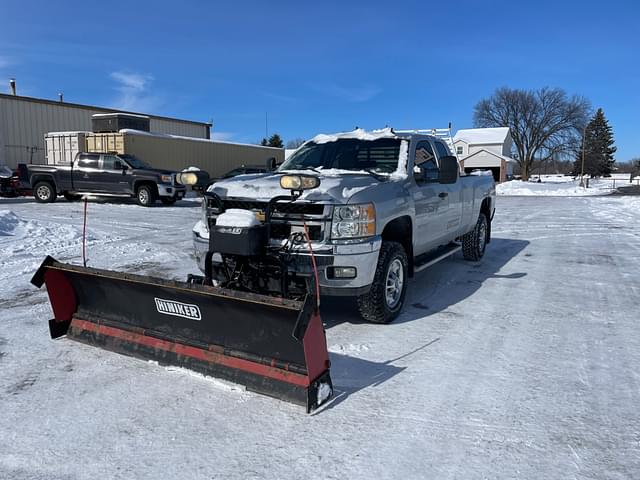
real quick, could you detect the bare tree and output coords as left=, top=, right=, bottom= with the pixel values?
left=286, top=138, right=306, bottom=149
left=474, top=87, right=591, bottom=180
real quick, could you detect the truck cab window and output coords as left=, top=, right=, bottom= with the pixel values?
left=78, top=156, right=99, bottom=169
left=435, top=141, right=450, bottom=159
left=414, top=141, right=439, bottom=183
left=102, top=155, right=122, bottom=170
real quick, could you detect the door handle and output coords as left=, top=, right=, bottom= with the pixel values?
left=438, top=192, right=448, bottom=199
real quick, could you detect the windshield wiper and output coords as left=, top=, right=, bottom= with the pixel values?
left=284, top=166, right=322, bottom=173
left=363, top=168, right=388, bottom=181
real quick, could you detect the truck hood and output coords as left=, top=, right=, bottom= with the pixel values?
left=208, top=172, right=382, bottom=203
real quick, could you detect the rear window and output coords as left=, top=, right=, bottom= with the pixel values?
left=78, top=155, right=99, bottom=168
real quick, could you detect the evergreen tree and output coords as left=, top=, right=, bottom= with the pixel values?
left=573, top=108, right=616, bottom=177
left=267, top=133, right=284, bottom=148
left=260, top=138, right=268, bottom=146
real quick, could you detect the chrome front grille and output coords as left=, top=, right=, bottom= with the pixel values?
left=206, top=198, right=330, bottom=242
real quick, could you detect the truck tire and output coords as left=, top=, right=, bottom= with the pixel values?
left=357, top=241, right=408, bottom=324
left=160, top=196, right=177, bottom=205
left=63, top=192, right=81, bottom=202
left=136, top=184, right=157, bottom=207
left=34, top=181, right=56, bottom=203
left=462, top=212, right=488, bottom=261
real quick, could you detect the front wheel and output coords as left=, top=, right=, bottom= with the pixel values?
left=462, top=212, right=488, bottom=261
left=136, top=185, right=157, bottom=207
left=34, top=181, right=56, bottom=203
left=357, top=241, right=409, bottom=324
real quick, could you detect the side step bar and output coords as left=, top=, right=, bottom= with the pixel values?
left=414, top=243, right=461, bottom=273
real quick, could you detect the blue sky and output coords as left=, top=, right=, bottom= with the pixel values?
left=1, top=0, right=638, bottom=160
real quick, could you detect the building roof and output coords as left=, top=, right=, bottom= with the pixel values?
left=463, top=148, right=517, bottom=164
left=0, top=93, right=210, bottom=128
left=454, top=127, right=510, bottom=145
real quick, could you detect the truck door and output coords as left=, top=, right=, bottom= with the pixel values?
left=73, top=154, right=101, bottom=192
left=411, top=140, right=451, bottom=255
left=434, top=141, right=463, bottom=237
left=100, top=154, right=131, bottom=194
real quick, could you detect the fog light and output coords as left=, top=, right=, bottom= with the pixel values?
left=329, top=267, right=357, bottom=279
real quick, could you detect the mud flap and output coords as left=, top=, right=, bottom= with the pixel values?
left=31, top=256, right=333, bottom=412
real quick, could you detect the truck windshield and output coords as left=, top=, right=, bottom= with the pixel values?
left=279, top=138, right=402, bottom=174
left=119, top=154, right=150, bottom=169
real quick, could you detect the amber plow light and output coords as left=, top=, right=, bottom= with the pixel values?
left=279, top=175, right=320, bottom=191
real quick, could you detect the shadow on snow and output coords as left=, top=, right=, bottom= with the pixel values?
left=321, top=237, right=529, bottom=326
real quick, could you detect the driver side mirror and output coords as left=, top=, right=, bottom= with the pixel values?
left=439, top=156, right=459, bottom=184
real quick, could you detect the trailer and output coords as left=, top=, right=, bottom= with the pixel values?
left=44, top=132, right=90, bottom=165
left=85, top=130, right=284, bottom=178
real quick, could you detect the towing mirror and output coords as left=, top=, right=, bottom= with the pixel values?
left=439, top=156, right=459, bottom=184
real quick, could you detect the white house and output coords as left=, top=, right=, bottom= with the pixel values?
left=453, top=127, right=516, bottom=182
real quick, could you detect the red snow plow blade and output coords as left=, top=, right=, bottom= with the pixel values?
left=31, top=256, right=333, bottom=411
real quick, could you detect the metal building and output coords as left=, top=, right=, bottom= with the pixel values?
left=0, top=91, right=211, bottom=168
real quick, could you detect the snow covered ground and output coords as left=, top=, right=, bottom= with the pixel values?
left=497, top=173, right=638, bottom=196
left=1, top=195, right=640, bottom=479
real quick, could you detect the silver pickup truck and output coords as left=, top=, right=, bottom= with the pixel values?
left=192, top=128, right=495, bottom=323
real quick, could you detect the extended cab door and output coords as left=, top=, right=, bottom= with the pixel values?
left=72, top=154, right=101, bottom=192
left=434, top=141, right=463, bottom=236
left=100, top=154, right=131, bottom=194
left=411, top=140, right=452, bottom=255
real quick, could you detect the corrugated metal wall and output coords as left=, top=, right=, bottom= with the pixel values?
left=0, top=95, right=209, bottom=168
left=86, top=132, right=284, bottom=178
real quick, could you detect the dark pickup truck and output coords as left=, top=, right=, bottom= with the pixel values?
left=25, top=152, right=186, bottom=206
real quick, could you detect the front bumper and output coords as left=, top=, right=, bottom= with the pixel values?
left=157, top=183, right=186, bottom=198
left=193, top=226, right=381, bottom=296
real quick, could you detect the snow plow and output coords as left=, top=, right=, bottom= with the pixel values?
left=31, top=174, right=334, bottom=412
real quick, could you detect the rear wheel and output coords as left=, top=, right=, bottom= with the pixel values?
left=357, top=241, right=409, bottom=324
left=160, top=196, right=177, bottom=205
left=462, top=212, right=488, bottom=261
left=136, top=184, right=157, bottom=207
left=34, top=181, right=56, bottom=203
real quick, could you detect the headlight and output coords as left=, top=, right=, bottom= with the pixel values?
left=160, top=174, right=172, bottom=184
left=331, top=203, right=375, bottom=239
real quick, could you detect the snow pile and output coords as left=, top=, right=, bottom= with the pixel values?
left=497, top=179, right=614, bottom=196
left=0, top=209, right=110, bottom=285
left=215, top=209, right=260, bottom=228
left=311, top=127, right=396, bottom=144
left=0, top=210, right=20, bottom=236
left=0, top=210, right=96, bottom=248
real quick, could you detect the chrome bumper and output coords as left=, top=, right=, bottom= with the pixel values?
left=193, top=229, right=381, bottom=295
left=157, top=183, right=186, bottom=198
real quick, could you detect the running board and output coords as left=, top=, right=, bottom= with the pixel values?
left=413, top=243, right=461, bottom=273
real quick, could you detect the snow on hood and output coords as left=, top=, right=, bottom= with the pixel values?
left=215, top=209, right=261, bottom=228
left=310, top=127, right=397, bottom=144
left=208, top=173, right=381, bottom=203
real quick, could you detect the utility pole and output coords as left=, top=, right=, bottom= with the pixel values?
left=265, top=112, right=269, bottom=140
